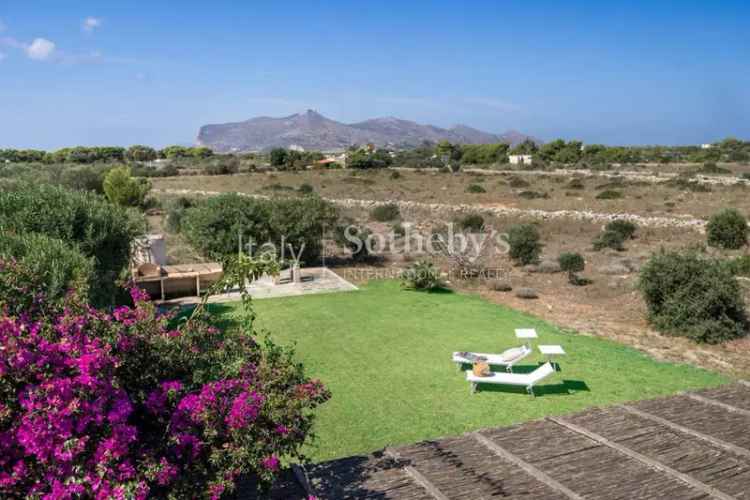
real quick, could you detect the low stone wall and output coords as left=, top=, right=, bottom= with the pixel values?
left=155, top=188, right=707, bottom=231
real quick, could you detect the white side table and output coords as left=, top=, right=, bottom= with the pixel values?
left=515, top=328, right=538, bottom=348
left=538, top=344, right=565, bottom=370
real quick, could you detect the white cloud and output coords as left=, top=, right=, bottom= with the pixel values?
left=26, top=38, right=56, bottom=60
left=82, top=17, right=102, bottom=33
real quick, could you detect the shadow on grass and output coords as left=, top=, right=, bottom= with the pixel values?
left=475, top=379, right=590, bottom=397
left=456, top=362, right=556, bottom=374
left=402, top=286, right=454, bottom=295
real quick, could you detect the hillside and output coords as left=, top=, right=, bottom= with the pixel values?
left=196, top=110, right=536, bottom=152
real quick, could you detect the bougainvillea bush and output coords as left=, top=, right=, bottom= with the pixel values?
left=0, top=258, right=329, bottom=498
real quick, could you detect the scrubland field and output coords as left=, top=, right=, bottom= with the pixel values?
left=149, top=165, right=750, bottom=380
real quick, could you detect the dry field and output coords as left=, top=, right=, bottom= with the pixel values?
left=149, top=167, right=750, bottom=378
left=152, top=167, right=750, bottom=220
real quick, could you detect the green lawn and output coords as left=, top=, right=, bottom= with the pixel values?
left=215, top=280, right=728, bottom=462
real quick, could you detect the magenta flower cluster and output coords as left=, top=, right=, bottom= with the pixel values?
left=0, top=259, right=330, bottom=499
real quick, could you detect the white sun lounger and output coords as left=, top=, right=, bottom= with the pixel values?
left=452, top=345, right=532, bottom=373
left=466, top=362, right=556, bottom=396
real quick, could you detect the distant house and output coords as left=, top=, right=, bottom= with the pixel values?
left=701, top=144, right=714, bottom=150
left=509, top=154, right=533, bottom=165
left=313, top=153, right=347, bottom=168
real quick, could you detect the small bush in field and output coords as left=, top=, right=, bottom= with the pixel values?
left=558, top=252, right=586, bottom=285
left=706, top=209, right=748, bottom=249
left=370, top=203, right=400, bottom=222
left=605, top=219, right=637, bottom=239
left=401, top=260, right=443, bottom=290
left=392, top=222, right=406, bottom=238
left=508, top=177, right=530, bottom=188
left=455, top=213, right=485, bottom=232
left=389, top=170, right=402, bottom=179
left=593, top=229, right=625, bottom=251
left=515, top=287, right=538, bottom=299
left=518, top=190, right=548, bottom=199
left=639, top=250, right=747, bottom=344
left=334, top=223, right=373, bottom=262
left=596, top=189, right=623, bottom=200
left=725, top=255, right=750, bottom=277
left=567, top=178, right=585, bottom=189
left=103, top=166, right=152, bottom=207
left=506, top=224, right=542, bottom=265
left=489, top=279, right=512, bottom=291
left=466, top=183, right=486, bottom=193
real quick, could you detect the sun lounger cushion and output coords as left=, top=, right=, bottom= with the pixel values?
left=499, top=347, right=526, bottom=363
left=456, top=352, right=488, bottom=363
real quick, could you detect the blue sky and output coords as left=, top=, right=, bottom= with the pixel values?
left=1, top=1, right=748, bottom=149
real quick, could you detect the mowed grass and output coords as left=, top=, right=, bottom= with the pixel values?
left=215, top=280, right=728, bottom=462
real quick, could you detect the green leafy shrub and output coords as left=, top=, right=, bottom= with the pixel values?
left=639, top=250, right=748, bottom=343
left=596, top=189, right=623, bottom=200
left=334, top=223, right=373, bottom=262
left=706, top=209, right=748, bottom=249
left=605, top=219, right=637, bottom=239
left=454, top=213, right=485, bottom=232
left=392, top=222, right=406, bottom=238
left=506, top=224, right=542, bottom=265
left=103, top=166, right=151, bottom=207
left=466, top=183, right=486, bottom=193
left=0, top=232, right=94, bottom=303
left=0, top=183, right=143, bottom=305
left=203, top=159, right=239, bottom=175
left=165, top=196, right=195, bottom=233
left=390, top=170, right=402, bottom=179
left=60, top=165, right=108, bottom=193
left=370, top=203, right=400, bottom=222
left=593, top=229, right=625, bottom=251
left=181, top=194, right=338, bottom=264
left=401, top=260, right=443, bottom=290
left=725, top=255, right=750, bottom=277
left=558, top=252, right=586, bottom=285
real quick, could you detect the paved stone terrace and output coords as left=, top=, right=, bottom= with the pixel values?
left=244, top=382, right=750, bottom=499
left=164, top=267, right=358, bottom=305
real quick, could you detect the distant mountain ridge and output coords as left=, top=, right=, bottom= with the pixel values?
left=196, top=110, right=537, bottom=152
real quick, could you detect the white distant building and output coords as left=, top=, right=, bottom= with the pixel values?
left=289, top=144, right=306, bottom=152
left=701, top=144, right=714, bottom=150
left=509, top=154, right=533, bottom=165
